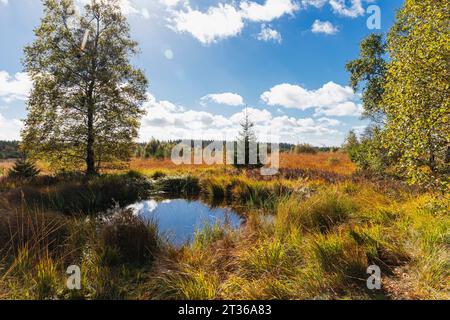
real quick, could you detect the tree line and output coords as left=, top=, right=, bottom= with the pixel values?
left=0, top=141, right=21, bottom=159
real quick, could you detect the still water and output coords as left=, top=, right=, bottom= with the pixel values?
left=127, top=198, right=242, bottom=246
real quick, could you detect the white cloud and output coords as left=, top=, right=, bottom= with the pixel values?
left=261, top=82, right=355, bottom=111
left=311, top=20, right=339, bottom=35
left=315, top=101, right=363, bottom=117
left=201, top=92, right=245, bottom=106
left=140, top=93, right=340, bottom=144
left=257, top=24, right=282, bottom=43
left=302, top=0, right=368, bottom=18
left=0, top=0, right=8, bottom=6
left=115, top=0, right=139, bottom=15
left=317, top=117, right=341, bottom=126
left=0, top=113, right=22, bottom=140
left=301, top=0, right=328, bottom=8
left=230, top=107, right=273, bottom=124
left=329, top=0, right=365, bottom=18
left=240, top=0, right=299, bottom=22
left=159, top=0, right=183, bottom=7
left=169, top=3, right=244, bottom=44
left=0, top=71, right=32, bottom=102
left=167, top=0, right=298, bottom=44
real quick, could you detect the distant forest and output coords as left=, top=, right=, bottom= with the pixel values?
left=0, top=139, right=340, bottom=161
left=134, top=139, right=340, bottom=159
left=0, top=141, right=21, bottom=159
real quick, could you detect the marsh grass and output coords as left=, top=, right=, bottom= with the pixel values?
left=99, top=209, right=160, bottom=266
left=0, top=166, right=448, bottom=300
left=277, top=189, right=355, bottom=233
left=154, top=175, right=200, bottom=197
left=5, top=172, right=152, bottom=215
left=0, top=200, right=162, bottom=299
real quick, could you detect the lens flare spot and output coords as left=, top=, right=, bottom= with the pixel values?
left=164, top=49, right=174, bottom=60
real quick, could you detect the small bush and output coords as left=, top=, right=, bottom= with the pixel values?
left=231, top=180, right=276, bottom=209
left=8, top=158, right=40, bottom=179
left=125, top=170, right=145, bottom=179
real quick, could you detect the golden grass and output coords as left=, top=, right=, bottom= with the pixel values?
left=124, top=152, right=356, bottom=178
left=0, top=152, right=448, bottom=300
left=4, top=152, right=356, bottom=178
left=279, top=152, right=356, bottom=175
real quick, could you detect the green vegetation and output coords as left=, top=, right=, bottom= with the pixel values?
left=345, top=0, right=449, bottom=190
left=233, top=109, right=265, bottom=169
left=21, top=0, right=148, bottom=175
left=8, top=158, right=41, bottom=179
left=135, top=138, right=179, bottom=160
left=383, top=0, right=449, bottom=189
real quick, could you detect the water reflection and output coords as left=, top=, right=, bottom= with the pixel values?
left=127, top=199, right=242, bottom=246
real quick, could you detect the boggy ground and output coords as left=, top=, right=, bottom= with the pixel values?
left=0, top=153, right=448, bottom=300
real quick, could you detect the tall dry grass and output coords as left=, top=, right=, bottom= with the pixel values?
left=0, top=152, right=447, bottom=300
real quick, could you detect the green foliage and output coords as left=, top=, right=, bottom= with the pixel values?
left=21, top=0, right=148, bottom=175
left=382, top=0, right=450, bottom=189
left=150, top=170, right=167, bottom=180
left=202, top=178, right=227, bottom=202
left=348, top=1, right=450, bottom=190
left=346, top=33, right=387, bottom=123
left=345, top=128, right=394, bottom=175
left=8, top=158, right=41, bottom=179
left=143, top=138, right=176, bottom=159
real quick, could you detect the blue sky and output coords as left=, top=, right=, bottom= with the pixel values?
left=0, top=0, right=404, bottom=146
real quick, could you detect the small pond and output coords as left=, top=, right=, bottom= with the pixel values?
left=127, top=198, right=242, bottom=246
